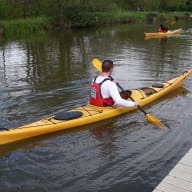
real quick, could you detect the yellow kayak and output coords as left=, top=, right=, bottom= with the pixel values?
left=0, top=69, right=191, bottom=145
left=144, top=28, right=182, bottom=38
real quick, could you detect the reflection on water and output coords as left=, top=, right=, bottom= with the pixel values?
left=0, top=23, right=192, bottom=192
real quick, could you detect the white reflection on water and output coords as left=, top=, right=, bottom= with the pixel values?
left=0, top=42, right=28, bottom=87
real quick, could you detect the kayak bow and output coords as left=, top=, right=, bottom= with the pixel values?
left=0, top=69, right=191, bottom=145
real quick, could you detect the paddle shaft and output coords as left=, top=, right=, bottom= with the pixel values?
left=109, top=76, right=147, bottom=115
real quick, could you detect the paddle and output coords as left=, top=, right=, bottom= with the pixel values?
left=170, top=21, right=176, bottom=25
left=166, top=20, right=176, bottom=31
left=92, top=58, right=168, bottom=130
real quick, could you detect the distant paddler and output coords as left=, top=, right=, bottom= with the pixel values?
left=158, top=24, right=168, bottom=32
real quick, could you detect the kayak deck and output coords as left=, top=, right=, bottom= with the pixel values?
left=0, top=69, right=192, bottom=145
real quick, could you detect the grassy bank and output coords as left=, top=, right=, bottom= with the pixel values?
left=0, top=17, right=54, bottom=37
left=0, top=11, right=190, bottom=38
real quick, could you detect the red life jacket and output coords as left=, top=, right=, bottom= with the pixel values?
left=158, top=27, right=164, bottom=32
left=158, top=26, right=166, bottom=33
left=90, top=77, right=115, bottom=107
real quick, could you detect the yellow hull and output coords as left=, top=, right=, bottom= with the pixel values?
left=0, top=69, right=191, bottom=145
left=144, top=28, right=182, bottom=38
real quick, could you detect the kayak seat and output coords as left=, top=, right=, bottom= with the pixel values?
left=152, top=83, right=164, bottom=88
left=54, top=111, right=82, bottom=121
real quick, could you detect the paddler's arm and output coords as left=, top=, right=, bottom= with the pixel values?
left=109, top=82, right=139, bottom=107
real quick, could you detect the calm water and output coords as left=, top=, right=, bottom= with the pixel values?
left=0, top=22, right=192, bottom=192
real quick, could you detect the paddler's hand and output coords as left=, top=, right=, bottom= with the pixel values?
left=113, top=80, right=119, bottom=84
left=134, top=101, right=139, bottom=106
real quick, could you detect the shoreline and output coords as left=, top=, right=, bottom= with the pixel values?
left=0, top=11, right=190, bottom=38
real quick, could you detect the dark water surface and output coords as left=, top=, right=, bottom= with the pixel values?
left=1, top=22, right=192, bottom=192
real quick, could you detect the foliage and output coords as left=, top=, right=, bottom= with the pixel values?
left=0, top=17, right=53, bottom=37
left=0, top=0, right=192, bottom=21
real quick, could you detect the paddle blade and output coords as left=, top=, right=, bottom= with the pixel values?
left=92, top=58, right=102, bottom=72
left=170, top=21, right=176, bottom=25
left=146, top=114, right=168, bottom=130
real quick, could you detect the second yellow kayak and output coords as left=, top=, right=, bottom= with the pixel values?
left=144, top=28, right=182, bottom=38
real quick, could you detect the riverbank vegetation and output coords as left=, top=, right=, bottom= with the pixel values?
left=0, top=0, right=191, bottom=37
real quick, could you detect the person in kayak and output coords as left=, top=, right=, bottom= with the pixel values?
left=158, top=24, right=167, bottom=32
left=90, top=60, right=139, bottom=107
